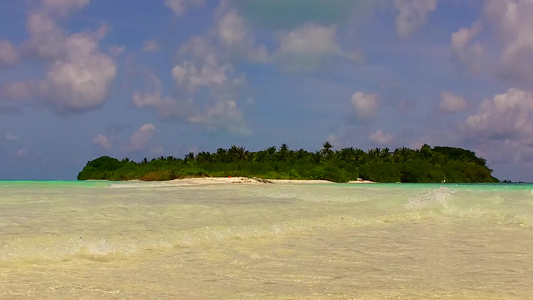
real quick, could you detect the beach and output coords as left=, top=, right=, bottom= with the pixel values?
left=165, top=176, right=375, bottom=185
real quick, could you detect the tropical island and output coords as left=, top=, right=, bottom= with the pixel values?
left=77, top=143, right=498, bottom=183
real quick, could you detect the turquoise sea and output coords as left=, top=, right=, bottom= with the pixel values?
left=1, top=180, right=532, bottom=299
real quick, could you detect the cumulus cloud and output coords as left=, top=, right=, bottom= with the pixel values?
left=132, top=72, right=190, bottom=118
left=0, top=1, right=117, bottom=114
left=189, top=100, right=250, bottom=136
left=463, top=88, right=533, bottom=140
left=461, top=88, right=533, bottom=162
left=439, top=91, right=467, bottom=113
left=136, top=38, right=250, bottom=135
left=327, top=134, right=345, bottom=149
left=16, top=149, right=28, bottom=158
left=147, top=0, right=252, bottom=135
left=215, top=8, right=269, bottom=63
left=92, top=134, right=112, bottom=150
left=172, top=54, right=235, bottom=92
left=109, top=45, right=125, bottom=56
left=143, top=39, right=159, bottom=52
left=151, top=146, right=165, bottom=156
left=393, top=0, right=438, bottom=38
left=350, top=92, right=383, bottom=120
left=164, top=0, right=204, bottom=17
left=217, top=9, right=247, bottom=47
left=369, top=130, right=394, bottom=146
left=451, top=0, right=533, bottom=83
left=40, top=0, right=89, bottom=16
left=450, top=21, right=483, bottom=71
left=274, top=23, right=362, bottom=72
left=0, top=39, right=19, bottom=67
left=178, top=36, right=213, bottom=60
left=125, top=123, right=157, bottom=153
left=5, top=133, right=19, bottom=141
left=485, top=0, right=533, bottom=83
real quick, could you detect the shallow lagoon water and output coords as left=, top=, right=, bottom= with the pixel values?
left=1, top=181, right=532, bottom=299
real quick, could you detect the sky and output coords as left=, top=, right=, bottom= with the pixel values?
left=1, top=0, right=533, bottom=181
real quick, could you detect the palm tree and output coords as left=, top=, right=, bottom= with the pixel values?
left=380, top=147, right=391, bottom=162
left=184, top=152, right=195, bottom=163
left=216, top=148, right=228, bottom=163
left=310, top=151, right=322, bottom=164
left=368, top=148, right=380, bottom=160
left=321, top=141, right=333, bottom=157
left=266, top=146, right=276, bottom=155
left=338, top=147, right=356, bottom=164
left=196, top=151, right=212, bottom=163
left=354, top=148, right=367, bottom=164
left=278, top=143, right=290, bottom=161
left=228, top=145, right=247, bottom=162
left=295, top=149, right=307, bottom=161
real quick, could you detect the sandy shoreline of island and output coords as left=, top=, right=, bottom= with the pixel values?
left=164, top=177, right=375, bottom=185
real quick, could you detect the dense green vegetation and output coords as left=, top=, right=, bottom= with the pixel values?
left=77, top=143, right=499, bottom=183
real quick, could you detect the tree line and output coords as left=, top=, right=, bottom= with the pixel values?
left=77, top=143, right=498, bottom=183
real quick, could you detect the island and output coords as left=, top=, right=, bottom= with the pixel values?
left=77, top=143, right=498, bottom=183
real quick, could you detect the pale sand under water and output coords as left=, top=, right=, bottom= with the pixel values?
left=0, top=181, right=531, bottom=299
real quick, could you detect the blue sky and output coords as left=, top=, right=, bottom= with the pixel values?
left=1, top=0, right=533, bottom=181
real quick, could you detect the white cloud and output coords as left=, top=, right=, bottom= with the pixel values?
left=369, top=130, right=394, bottom=146
left=0, top=39, right=19, bottom=67
left=24, top=11, right=69, bottom=59
left=172, top=55, right=234, bottom=92
left=273, top=23, right=364, bottom=71
left=43, top=31, right=116, bottom=112
left=350, top=92, right=383, bottom=120
left=16, top=149, right=28, bottom=158
left=109, top=45, right=125, bottom=56
left=5, top=133, right=19, bottom=141
left=327, top=134, right=345, bottom=149
left=461, top=88, right=533, bottom=163
left=189, top=100, right=250, bottom=136
left=125, top=123, right=157, bottom=153
left=274, top=23, right=345, bottom=72
left=0, top=82, right=39, bottom=100
left=137, top=36, right=250, bottom=135
left=92, top=134, right=112, bottom=150
left=451, top=0, right=533, bottom=83
left=143, top=39, right=159, bottom=52
left=393, top=0, right=438, bottom=38
left=178, top=36, right=213, bottom=60
left=341, top=50, right=365, bottom=64
left=485, top=0, right=533, bottom=82
left=217, top=9, right=247, bottom=47
left=135, top=1, right=252, bottom=135
left=151, top=146, right=165, bottom=156
left=132, top=72, right=190, bottom=118
left=215, top=9, right=269, bottom=63
left=450, top=21, right=483, bottom=71
left=164, top=0, right=204, bottom=17
left=41, top=0, right=90, bottom=16
left=0, top=2, right=117, bottom=114
left=463, top=88, right=533, bottom=140
left=439, top=91, right=467, bottom=113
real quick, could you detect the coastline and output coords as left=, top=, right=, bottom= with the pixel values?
left=165, top=177, right=375, bottom=185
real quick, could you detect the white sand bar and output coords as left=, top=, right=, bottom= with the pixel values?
left=167, top=177, right=374, bottom=185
